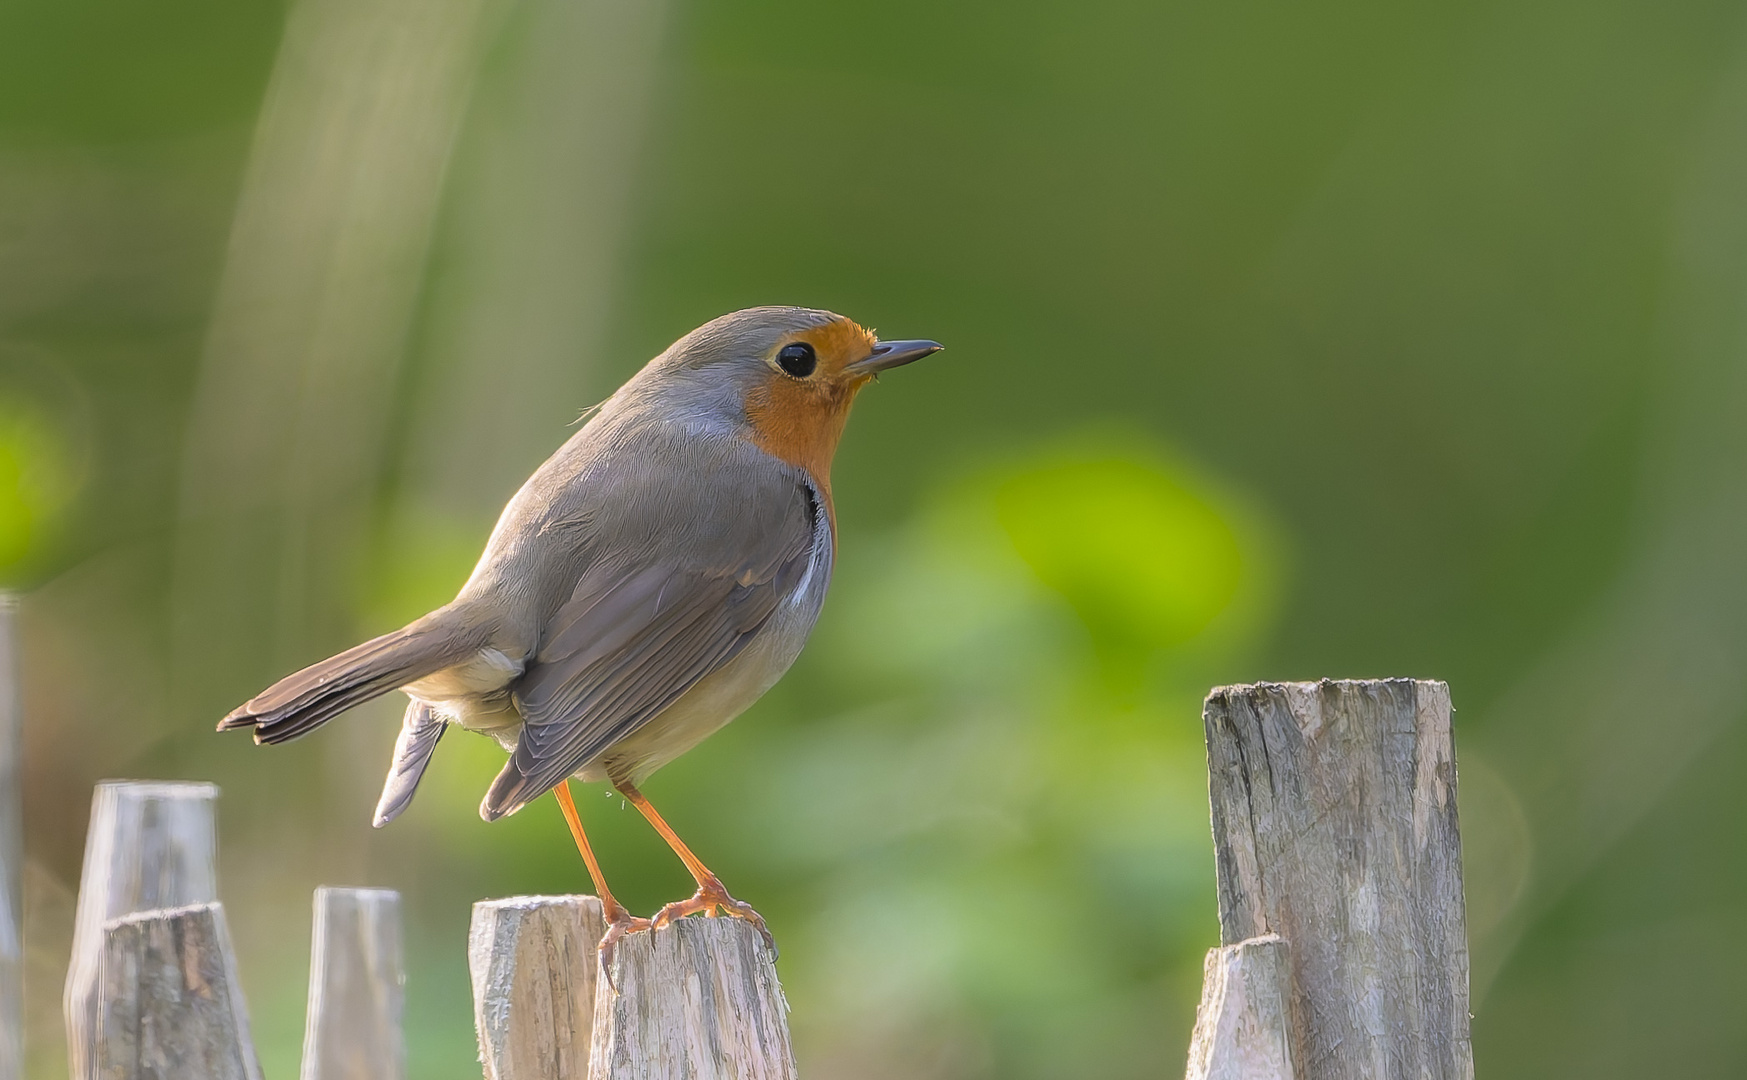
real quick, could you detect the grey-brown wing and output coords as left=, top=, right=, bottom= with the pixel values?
left=479, top=495, right=818, bottom=819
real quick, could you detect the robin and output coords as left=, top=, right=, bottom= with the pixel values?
left=220, top=306, right=941, bottom=954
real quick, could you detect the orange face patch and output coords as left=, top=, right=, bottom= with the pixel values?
left=742, top=317, right=881, bottom=508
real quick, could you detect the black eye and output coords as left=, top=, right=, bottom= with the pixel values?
left=777, top=342, right=817, bottom=378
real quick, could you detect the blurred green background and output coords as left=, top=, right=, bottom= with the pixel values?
left=5, top=0, right=1747, bottom=1075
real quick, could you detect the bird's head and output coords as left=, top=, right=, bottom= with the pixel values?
left=634, top=306, right=942, bottom=493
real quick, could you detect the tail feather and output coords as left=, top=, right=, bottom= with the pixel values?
left=219, top=610, right=485, bottom=745
left=372, top=700, right=447, bottom=827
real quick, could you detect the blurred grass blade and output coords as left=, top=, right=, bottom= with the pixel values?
left=402, top=0, right=670, bottom=529
left=173, top=0, right=510, bottom=703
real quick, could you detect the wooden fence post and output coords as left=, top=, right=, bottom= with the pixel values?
left=1198, top=679, right=1472, bottom=1080
left=469, top=895, right=606, bottom=1080
left=0, top=596, right=20, bottom=1080
left=1184, top=935, right=1295, bottom=1080
left=301, top=887, right=404, bottom=1080
left=65, top=781, right=220, bottom=1080
left=95, top=902, right=261, bottom=1080
left=589, top=918, right=793, bottom=1080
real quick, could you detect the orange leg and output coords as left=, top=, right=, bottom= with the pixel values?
left=614, top=780, right=774, bottom=953
left=553, top=781, right=650, bottom=967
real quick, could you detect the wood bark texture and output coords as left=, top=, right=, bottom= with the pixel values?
left=1185, top=935, right=1295, bottom=1080
left=0, top=597, right=20, bottom=1080
left=1203, top=679, right=1472, bottom=1080
left=94, top=902, right=261, bottom=1080
left=66, top=781, right=220, bottom=1080
left=589, top=917, right=793, bottom=1080
left=469, top=895, right=606, bottom=1080
left=301, top=887, right=404, bottom=1080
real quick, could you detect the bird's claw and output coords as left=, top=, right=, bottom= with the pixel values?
left=595, top=880, right=776, bottom=992
left=650, top=876, right=777, bottom=958
left=597, top=902, right=653, bottom=989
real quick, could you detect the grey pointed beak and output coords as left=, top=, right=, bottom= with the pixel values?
left=850, top=338, right=944, bottom=374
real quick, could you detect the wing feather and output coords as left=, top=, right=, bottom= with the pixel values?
left=479, top=476, right=819, bottom=820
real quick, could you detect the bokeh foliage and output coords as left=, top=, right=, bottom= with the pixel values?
left=6, top=0, right=1747, bottom=1076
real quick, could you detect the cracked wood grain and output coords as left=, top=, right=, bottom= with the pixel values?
left=590, top=918, right=793, bottom=1080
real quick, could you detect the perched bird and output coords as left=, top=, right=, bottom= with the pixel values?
left=220, top=306, right=941, bottom=950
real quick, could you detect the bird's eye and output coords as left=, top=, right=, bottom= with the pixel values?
left=776, top=342, right=817, bottom=378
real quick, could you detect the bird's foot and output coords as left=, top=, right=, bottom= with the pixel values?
left=597, top=899, right=654, bottom=985
left=651, top=875, right=776, bottom=957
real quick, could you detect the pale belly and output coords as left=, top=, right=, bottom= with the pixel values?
left=580, top=596, right=819, bottom=785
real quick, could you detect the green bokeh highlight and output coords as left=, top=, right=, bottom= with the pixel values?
left=998, top=456, right=1243, bottom=658
left=0, top=405, right=78, bottom=580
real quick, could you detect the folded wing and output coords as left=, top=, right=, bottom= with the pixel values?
left=479, top=480, right=818, bottom=819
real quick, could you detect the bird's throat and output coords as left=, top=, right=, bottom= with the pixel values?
left=743, top=378, right=859, bottom=514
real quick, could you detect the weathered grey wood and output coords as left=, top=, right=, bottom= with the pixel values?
left=301, top=887, right=404, bottom=1080
left=94, top=902, right=261, bottom=1080
left=65, top=781, right=220, bottom=1080
left=590, top=918, right=793, bottom=1080
left=1203, top=679, right=1472, bottom=1080
left=1185, top=935, right=1295, bottom=1080
left=0, top=595, right=20, bottom=1080
left=469, top=895, right=606, bottom=1080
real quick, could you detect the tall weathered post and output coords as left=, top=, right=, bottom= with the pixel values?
left=1193, top=679, right=1472, bottom=1080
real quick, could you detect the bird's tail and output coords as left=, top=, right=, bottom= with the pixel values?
left=372, top=700, right=447, bottom=827
left=218, top=609, right=486, bottom=745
